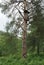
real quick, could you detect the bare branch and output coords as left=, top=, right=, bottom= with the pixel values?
left=16, top=22, right=25, bottom=32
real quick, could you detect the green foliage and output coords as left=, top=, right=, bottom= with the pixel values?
left=0, top=31, right=44, bottom=65
left=26, top=33, right=44, bottom=54
left=0, top=0, right=44, bottom=65
left=26, top=33, right=36, bottom=52
left=0, top=54, right=44, bottom=65
left=0, top=32, right=18, bottom=55
left=27, top=0, right=44, bottom=55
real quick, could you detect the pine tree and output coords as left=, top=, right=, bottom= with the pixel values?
left=0, top=0, right=32, bottom=58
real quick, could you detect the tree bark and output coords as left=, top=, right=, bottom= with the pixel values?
left=22, top=0, right=27, bottom=58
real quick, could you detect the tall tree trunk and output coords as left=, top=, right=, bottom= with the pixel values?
left=22, top=0, right=27, bottom=58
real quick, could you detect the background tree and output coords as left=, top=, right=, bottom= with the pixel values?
left=27, top=0, right=44, bottom=55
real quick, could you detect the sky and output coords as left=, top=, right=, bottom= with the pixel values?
left=0, top=9, right=9, bottom=31
left=0, top=0, right=9, bottom=31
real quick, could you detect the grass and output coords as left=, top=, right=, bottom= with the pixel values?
left=0, top=53, right=44, bottom=65
left=0, top=33, right=44, bottom=65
